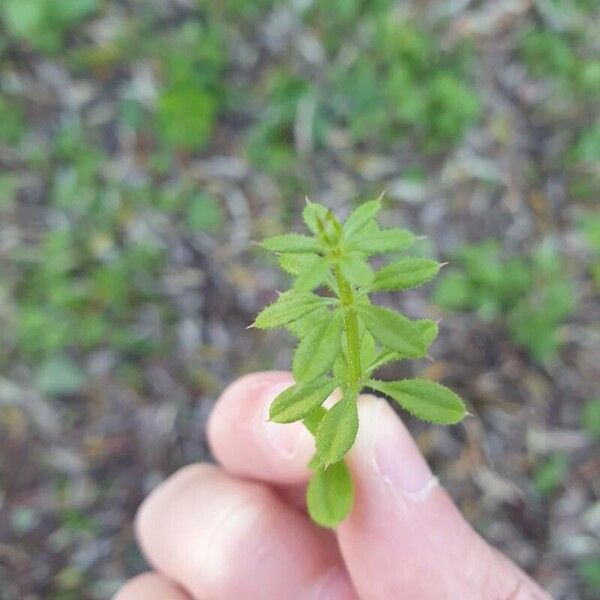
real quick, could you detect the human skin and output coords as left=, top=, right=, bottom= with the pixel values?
left=114, top=371, right=550, bottom=600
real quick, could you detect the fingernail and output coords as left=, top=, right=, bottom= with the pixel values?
left=261, top=380, right=310, bottom=459
left=372, top=400, right=435, bottom=495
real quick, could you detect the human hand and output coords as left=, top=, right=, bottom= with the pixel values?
left=114, top=372, right=550, bottom=600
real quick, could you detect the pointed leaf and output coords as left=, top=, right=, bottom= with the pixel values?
left=262, top=233, right=320, bottom=254
left=303, top=201, right=329, bottom=235
left=342, top=199, right=381, bottom=240
left=307, top=461, right=354, bottom=528
left=365, top=350, right=405, bottom=373
left=285, top=305, right=331, bottom=338
left=349, top=228, right=415, bottom=255
left=358, top=305, right=429, bottom=357
left=339, top=254, right=374, bottom=287
left=315, top=392, right=358, bottom=466
left=373, top=257, right=440, bottom=291
left=293, top=257, right=331, bottom=292
left=293, top=313, right=344, bottom=381
left=416, top=319, right=438, bottom=346
left=359, top=329, right=377, bottom=369
left=269, top=379, right=338, bottom=423
left=303, top=406, right=328, bottom=435
left=278, top=253, right=320, bottom=276
left=369, top=378, right=466, bottom=424
left=254, top=291, right=328, bottom=329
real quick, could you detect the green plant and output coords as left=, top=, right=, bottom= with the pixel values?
left=254, top=198, right=466, bottom=527
left=155, top=21, right=227, bottom=151
left=324, top=14, right=481, bottom=149
left=578, top=557, right=600, bottom=596
left=434, top=241, right=578, bottom=364
left=1, top=0, right=99, bottom=53
left=533, top=452, right=569, bottom=497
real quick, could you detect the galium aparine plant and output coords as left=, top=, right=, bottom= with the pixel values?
left=253, top=198, right=466, bottom=527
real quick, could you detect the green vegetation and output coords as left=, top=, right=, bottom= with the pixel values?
left=1, top=0, right=99, bottom=54
left=533, top=452, right=569, bottom=497
left=519, top=5, right=600, bottom=199
left=255, top=199, right=465, bottom=527
left=434, top=241, right=578, bottom=364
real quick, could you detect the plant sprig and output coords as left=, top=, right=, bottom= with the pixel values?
left=254, top=198, right=466, bottom=527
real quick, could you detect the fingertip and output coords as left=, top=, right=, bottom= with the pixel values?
left=208, top=371, right=315, bottom=484
left=207, top=371, right=292, bottom=451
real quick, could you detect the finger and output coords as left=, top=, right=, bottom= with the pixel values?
left=113, top=572, right=190, bottom=600
left=337, top=395, right=550, bottom=600
left=207, top=371, right=316, bottom=485
left=135, top=463, right=357, bottom=600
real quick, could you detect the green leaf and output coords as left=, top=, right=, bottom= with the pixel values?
left=358, top=305, right=429, bottom=357
left=293, top=257, right=330, bottom=292
left=293, top=313, right=343, bottom=381
left=332, top=356, right=348, bottom=380
left=285, top=305, right=331, bottom=338
left=262, top=234, right=320, bottom=254
left=269, top=379, right=338, bottom=423
left=158, top=87, right=217, bottom=151
left=303, top=406, right=328, bottom=435
left=369, top=378, right=466, bottom=424
left=315, top=391, right=358, bottom=466
left=365, top=350, right=405, bottom=373
left=373, top=257, right=440, bottom=291
left=359, top=330, right=377, bottom=369
left=348, top=228, right=415, bottom=255
left=307, top=461, right=354, bottom=528
left=339, top=254, right=374, bottom=287
left=303, top=201, right=329, bottom=235
left=415, top=319, right=438, bottom=346
left=342, top=199, right=381, bottom=240
left=278, top=253, right=319, bottom=276
left=254, top=291, right=328, bottom=329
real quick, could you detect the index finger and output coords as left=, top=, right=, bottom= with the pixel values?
left=207, top=371, right=316, bottom=485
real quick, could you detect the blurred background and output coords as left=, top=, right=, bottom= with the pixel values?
left=0, top=0, right=598, bottom=598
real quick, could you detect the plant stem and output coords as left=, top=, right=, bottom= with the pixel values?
left=335, top=265, right=361, bottom=385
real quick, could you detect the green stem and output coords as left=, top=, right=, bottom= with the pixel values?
left=335, top=265, right=361, bottom=385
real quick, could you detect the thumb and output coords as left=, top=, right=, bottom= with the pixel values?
left=337, top=395, right=550, bottom=600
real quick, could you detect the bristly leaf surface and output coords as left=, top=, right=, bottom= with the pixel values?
left=342, top=199, right=381, bottom=240
left=348, top=228, right=415, bottom=255
left=315, top=391, right=359, bottom=466
left=307, top=460, right=354, bottom=528
left=262, top=233, right=320, bottom=254
left=269, top=378, right=338, bottom=423
left=254, top=291, right=330, bottom=329
left=369, top=378, right=466, bottom=424
left=358, top=304, right=432, bottom=357
left=373, top=257, right=440, bottom=291
left=293, top=313, right=344, bottom=382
